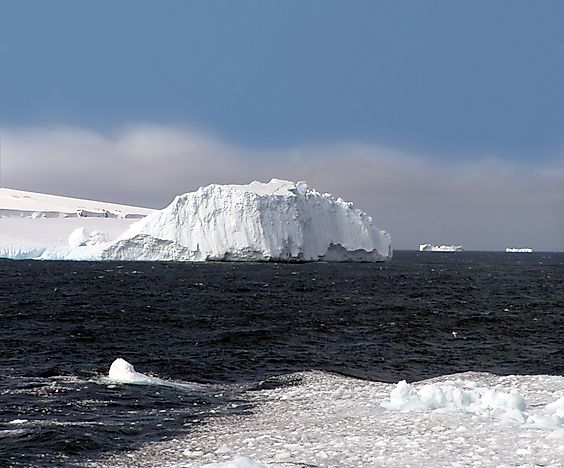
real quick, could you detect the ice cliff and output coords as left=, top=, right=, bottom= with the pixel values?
left=102, top=179, right=392, bottom=262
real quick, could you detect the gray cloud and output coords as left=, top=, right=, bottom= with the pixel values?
left=1, top=124, right=563, bottom=251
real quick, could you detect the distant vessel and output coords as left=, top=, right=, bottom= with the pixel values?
left=419, top=244, right=464, bottom=252
left=505, top=247, right=533, bottom=253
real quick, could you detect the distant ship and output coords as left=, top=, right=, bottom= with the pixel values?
left=505, top=247, right=533, bottom=253
left=419, top=244, right=464, bottom=252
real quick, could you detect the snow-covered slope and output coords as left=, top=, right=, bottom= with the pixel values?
left=103, top=179, right=392, bottom=262
left=0, top=188, right=153, bottom=260
left=0, top=188, right=152, bottom=219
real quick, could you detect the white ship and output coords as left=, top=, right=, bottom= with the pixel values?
left=419, top=244, right=464, bottom=252
left=505, top=247, right=533, bottom=253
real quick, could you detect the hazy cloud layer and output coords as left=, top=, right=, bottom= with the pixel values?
left=2, top=125, right=562, bottom=251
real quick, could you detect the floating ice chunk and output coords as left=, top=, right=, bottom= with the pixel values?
left=201, top=457, right=266, bottom=468
left=183, top=449, right=205, bottom=458
left=108, top=358, right=154, bottom=384
left=545, top=396, right=564, bottom=414
left=382, top=379, right=564, bottom=435
left=526, top=396, right=564, bottom=429
left=106, top=358, right=201, bottom=390
left=527, top=413, right=563, bottom=428
left=381, top=380, right=527, bottom=418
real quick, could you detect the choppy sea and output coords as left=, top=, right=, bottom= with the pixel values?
left=0, top=251, right=562, bottom=467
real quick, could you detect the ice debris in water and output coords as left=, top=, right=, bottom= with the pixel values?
left=526, top=396, right=564, bottom=429
left=381, top=380, right=564, bottom=428
left=201, top=457, right=266, bottom=468
left=381, top=380, right=526, bottom=413
left=88, top=371, right=564, bottom=467
left=108, top=358, right=153, bottom=383
left=107, top=358, right=196, bottom=389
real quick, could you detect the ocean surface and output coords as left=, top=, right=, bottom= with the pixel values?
left=0, top=251, right=562, bottom=467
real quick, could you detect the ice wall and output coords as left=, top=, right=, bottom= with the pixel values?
left=103, top=179, right=392, bottom=262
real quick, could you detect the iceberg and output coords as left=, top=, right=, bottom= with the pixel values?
left=102, top=179, right=392, bottom=262
left=419, top=244, right=464, bottom=252
left=108, top=358, right=154, bottom=384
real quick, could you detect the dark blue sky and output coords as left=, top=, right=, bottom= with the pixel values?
left=0, top=0, right=562, bottom=160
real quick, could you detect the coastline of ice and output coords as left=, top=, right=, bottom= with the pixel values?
left=1, top=180, right=392, bottom=262
left=89, top=370, right=564, bottom=468
left=0, top=187, right=152, bottom=219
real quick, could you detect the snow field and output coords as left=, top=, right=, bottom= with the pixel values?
left=0, top=187, right=151, bottom=260
left=0, top=188, right=153, bottom=218
left=92, top=368, right=564, bottom=467
left=68, top=227, right=109, bottom=249
left=0, top=217, right=137, bottom=260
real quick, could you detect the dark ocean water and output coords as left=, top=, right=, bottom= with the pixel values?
left=0, top=251, right=562, bottom=467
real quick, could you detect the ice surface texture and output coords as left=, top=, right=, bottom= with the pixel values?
left=105, top=179, right=392, bottom=262
left=92, top=371, right=564, bottom=468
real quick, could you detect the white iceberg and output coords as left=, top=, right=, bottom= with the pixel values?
left=419, top=244, right=464, bottom=252
left=106, top=358, right=203, bottom=390
left=108, top=358, right=155, bottom=384
left=102, top=179, right=392, bottom=262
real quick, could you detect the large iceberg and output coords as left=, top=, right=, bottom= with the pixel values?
left=102, top=179, right=392, bottom=262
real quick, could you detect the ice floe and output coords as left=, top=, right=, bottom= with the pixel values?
left=89, top=370, right=564, bottom=467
